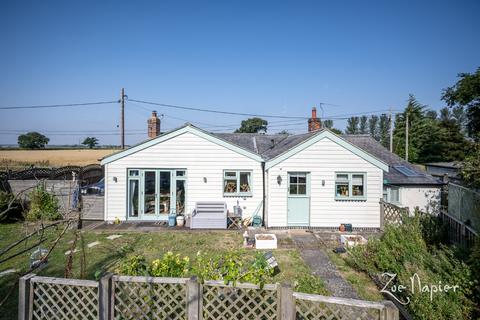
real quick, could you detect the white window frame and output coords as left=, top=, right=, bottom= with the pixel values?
left=334, top=172, right=367, bottom=200
left=223, top=170, right=252, bottom=197
left=384, top=185, right=401, bottom=205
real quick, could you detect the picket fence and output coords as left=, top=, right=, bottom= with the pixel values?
left=18, top=274, right=398, bottom=320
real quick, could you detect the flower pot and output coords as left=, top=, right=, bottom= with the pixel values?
left=176, top=216, right=185, bottom=227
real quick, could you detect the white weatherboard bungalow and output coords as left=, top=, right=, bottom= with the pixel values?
left=100, top=123, right=442, bottom=229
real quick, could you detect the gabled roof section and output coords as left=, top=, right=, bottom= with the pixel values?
left=264, top=129, right=389, bottom=171
left=342, top=135, right=443, bottom=185
left=100, top=124, right=264, bottom=165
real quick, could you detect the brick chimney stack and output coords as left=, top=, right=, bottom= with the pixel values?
left=147, top=111, right=161, bottom=138
left=308, top=107, right=321, bottom=132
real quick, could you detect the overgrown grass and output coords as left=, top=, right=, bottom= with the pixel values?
left=347, top=216, right=474, bottom=320
left=0, top=223, right=328, bottom=319
left=326, top=250, right=383, bottom=301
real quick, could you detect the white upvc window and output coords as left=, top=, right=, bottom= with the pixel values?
left=383, top=186, right=400, bottom=204
left=223, top=170, right=252, bottom=196
left=335, top=172, right=367, bottom=200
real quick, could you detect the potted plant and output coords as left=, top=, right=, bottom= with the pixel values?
left=176, top=214, right=185, bottom=227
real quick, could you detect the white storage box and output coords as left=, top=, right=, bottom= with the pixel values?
left=255, top=234, right=278, bottom=249
left=340, top=234, right=367, bottom=247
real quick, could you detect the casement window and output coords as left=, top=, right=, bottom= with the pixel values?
left=383, top=186, right=400, bottom=204
left=335, top=172, right=366, bottom=200
left=223, top=170, right=252, bottom=196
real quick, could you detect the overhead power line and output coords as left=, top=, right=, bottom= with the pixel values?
left=128, top=98, right=310, bottom=120
left=0, top=100, right=119, bottom=110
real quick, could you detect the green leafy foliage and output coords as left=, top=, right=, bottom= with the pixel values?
left=118, top=250, right=274, bottom=288
left=294, top=274, right=329, bottom=296
left=442, top=67, right=480, bottom=141
left=81, top=137, right=99, bottom=149
left=17, top=132, right=49, bottom=149
left=26, top=185, right=61, bottom=221
left=149, top=252, right=190, bottom=277
left=0, top=191, right=24, bottom=222
left=348, top=216, right=474, bottom=320
left=461, top=143, right=480, bottom=189
left=235, top=117, right=268, bottom=133
left=117, top=255, right=148, bottom=276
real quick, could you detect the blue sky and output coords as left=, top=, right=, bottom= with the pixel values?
left=0, top=0, right=478, bottom=145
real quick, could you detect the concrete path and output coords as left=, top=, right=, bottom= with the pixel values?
left=292, top=233, right=360, bottom=299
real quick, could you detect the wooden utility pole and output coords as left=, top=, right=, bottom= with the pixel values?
left=405, top=112, right=409, bottom=161
left=389, top=107, right=393, bottom=152
left=120, top=88, right=125, bottom=149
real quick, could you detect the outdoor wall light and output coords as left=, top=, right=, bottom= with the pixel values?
left=203, top=177, right=207, bottom=183
left=322, top=180, right=325, bottom=186
left=277, top=175, right=282, bottom=185
left=113, top=177, right=118, bottom=183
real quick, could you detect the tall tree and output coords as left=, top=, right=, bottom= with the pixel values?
left=368, top=115, right=380, bottom=141
left=235, top=118, right=268, bottom=133
left=322, top=119, right=342, bottom=134
left=82, top=137, right=99, bottom=149
left=378, top=114, right=390, bottom=148
left=322, top=119, right=334, bottom=129
left=438, top=108, right=469, bottom=161
left=17, top=132, right=49, bottom=149
left=442, top=68, right=480, bottom=141
left=345, top=117, right=359, bottom=134
left=393, top=95, right=446, bottom=163
left=359, top=115, right=368, bottom=134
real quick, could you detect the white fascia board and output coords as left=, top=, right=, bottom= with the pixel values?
left=100, top=124, right=263, bottom=165
left=265, top=130, right=389, bottom=171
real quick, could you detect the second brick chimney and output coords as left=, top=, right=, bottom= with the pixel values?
left=308, top=107, right=321, bottom=132
left=147, top=111, right=161, bottom=138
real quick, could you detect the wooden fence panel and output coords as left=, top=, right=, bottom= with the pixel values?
left=293, top=292, right=398, bottom=320
left=380, top=200, right=409, bottom=229
left=201, top=281, right=279, bottom=320
left=111, top=275, right=188, bottom=320
left=20, top=275, right=400, bottom=320
left=29, top=276, right=99, bottom=320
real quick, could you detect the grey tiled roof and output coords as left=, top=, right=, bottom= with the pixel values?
left=212, top=130, right=443, bottom=186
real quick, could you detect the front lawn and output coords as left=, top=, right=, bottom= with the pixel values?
left=0, top=223, right=327, bottom=319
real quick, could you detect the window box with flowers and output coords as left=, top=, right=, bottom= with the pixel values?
left=223, top=170, right=252, bottom=197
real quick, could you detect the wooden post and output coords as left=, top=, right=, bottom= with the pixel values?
left=279, top=283, right=295, bottom=320
left=186, top=277, right=200, bottom=320
left=382, top=301, right=399, bottom=320
left=99, top=273, right=113, bottom=320
left=18, top=274, right=35, bottom=320
left=380, top=200, right=385, bottom=230
left=120, top=88, right=125, bottom=149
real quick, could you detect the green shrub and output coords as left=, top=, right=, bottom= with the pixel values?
left=26, top=184, right=61, bottom=221
left=149, top=252, right=190, bottom=277
left=348, top=216, right=474, bottom=320
left=117, top=255, right=148, bottom=276
left=0, top=191, right=24, bottom=222
left=117, top=250, right=274, bottom=288
left=294, top=274, right=329, bottom=296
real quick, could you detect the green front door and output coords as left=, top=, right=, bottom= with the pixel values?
left=287, top=172, right=310, bottom=226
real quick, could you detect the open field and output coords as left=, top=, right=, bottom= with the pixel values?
left=0, top=149, right=118, bottom=168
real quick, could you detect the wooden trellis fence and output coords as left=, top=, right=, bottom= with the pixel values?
left=379, top=200, right=410, bottom=230
left=19, top=274, right=399, bottom=320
